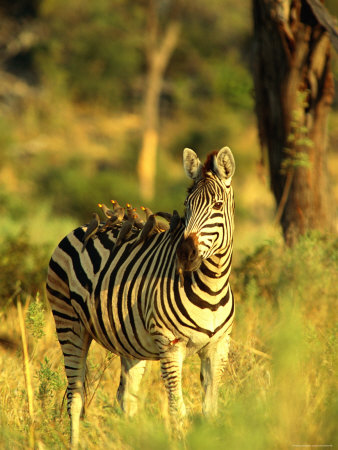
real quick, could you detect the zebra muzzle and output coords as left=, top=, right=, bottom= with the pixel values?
left=176, top=233, right=202, bottom=272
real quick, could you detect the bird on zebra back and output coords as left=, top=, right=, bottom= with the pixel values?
left=98, top=203, right=125, bottom=232
left=46, top=145, right=236, bottom=448
left=134, top=214, right=157, bottom=246
left=125, top=202, right=134, bottom=216
left=110, top=199, right=122, bottom=211
left=81, top=212, right=100, bottom=253
left=153, top=212, right=170, bottom=232
left=132, top=208, right=145, bottom=230
left=98, top=203, right=115, bottom=219
left=141, top=206, right=169, bottom=232
left=110, top=200, right=125, bottom=219
left=114, top=210, right=137, bottom=248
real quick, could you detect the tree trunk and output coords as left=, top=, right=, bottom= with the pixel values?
left=252, top=0, right=335, bottom=245
left=137, top=5, right=180, bottom=201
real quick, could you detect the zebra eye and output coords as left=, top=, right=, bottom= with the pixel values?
left=214, top=202, right=223, bottom=210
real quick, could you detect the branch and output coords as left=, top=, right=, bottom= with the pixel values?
left=305, top=0, right=338, bottom=52
left=152, top=21, right=181, bottom=74
left=274, top=169, right=294, bottom=225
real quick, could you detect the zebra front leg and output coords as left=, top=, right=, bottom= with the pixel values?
left=57, top=323, right=92, bottom=449
left=160, top=345, right=186, bottom=424
left=117, top=357, right=147, bottom=417
left=198, top=334, right=230, bottom=417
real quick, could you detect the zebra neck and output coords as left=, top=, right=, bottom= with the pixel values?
left=181, top=248, right=233, bottom=309
left=198, top=246, right=233, bottom=285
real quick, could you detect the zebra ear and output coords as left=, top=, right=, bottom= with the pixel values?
left=183, top=148, right=202, bottom=180
left=215, top=147, right=235, bottom=180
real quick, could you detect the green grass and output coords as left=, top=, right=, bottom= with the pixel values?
left=0, top=233, right=336, bottom=449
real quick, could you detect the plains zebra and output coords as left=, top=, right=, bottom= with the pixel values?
left=46, top=146, right=235, bottom=447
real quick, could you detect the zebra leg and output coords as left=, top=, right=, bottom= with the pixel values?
left=160, top=345, right=186, bottom=421
left=198, top=334, right=230, bottom=417
left=57, top=321, right=92, bottom=449
left=117, top=357, right=147, bottom=417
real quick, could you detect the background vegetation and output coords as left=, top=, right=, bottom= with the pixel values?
left=0, top=0, right=337, bottom=448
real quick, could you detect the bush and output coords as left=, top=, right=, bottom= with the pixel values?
left=0, top=232, right=49, bottom=306
left=233, top=232, right=337, bottom=317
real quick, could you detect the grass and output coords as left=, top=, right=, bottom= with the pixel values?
left=0, top=233, right=336, bottom=449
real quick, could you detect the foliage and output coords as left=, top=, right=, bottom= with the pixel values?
left=281, top=90, right=313, bottom=174
left=0, top=232, right=49, bottom=305
left=233, top=232, right=338, bottom=313
left=36, top=357, right=66, bottom=403
left=26, top=294, right=46, bottom=340
left=37, top=0, right=144, bottom=107
left=32, top=156, right=142, bottom=222
left=32, top=0, right=253, bottom=114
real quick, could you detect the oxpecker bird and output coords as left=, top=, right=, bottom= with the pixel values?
left=141, top=206, right=169, bottom=232
left=110, top=199, right=122, bottom=211
left=82, top=213, right=100, bottom=253
left=132, top=208, right=145, bottom=230
left=114, top=211, right=136, bottom=248
left=134, top=214, right=157, bottom=246
left=124, top=203, right=134, bottom=220
left=98, top=203, right=115, bottom=219
left=102, top=206, right=125, bottom=231
left=141, top=206, right=153, bottom=219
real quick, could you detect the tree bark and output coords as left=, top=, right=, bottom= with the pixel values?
left=137, top=3, right=180, bottom=201
left=252, top=0, right=335, bottom=245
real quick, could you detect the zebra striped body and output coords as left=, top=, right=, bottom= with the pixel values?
left=46, top=147, right=235, bottom=447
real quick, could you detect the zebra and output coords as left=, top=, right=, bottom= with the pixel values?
left=46, top=146, right=235, bottom=447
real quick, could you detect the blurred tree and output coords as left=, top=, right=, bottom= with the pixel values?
left=0, top=0, right=257, bottom=219
left=253, top=0, right=337, bottom=245
left=137, top=0, right=180, bottom=201
left=37, top=0, right=144, bottom=106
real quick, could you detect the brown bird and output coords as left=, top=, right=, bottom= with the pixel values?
left=114, top=212, right=137, bottom=248
left=82, top=213, right=100, bottom=253
left=134, top=214, right=157, bottom=246
left=141, top=206, right=169, bottom=232
left=126, top=207, right=136, bottom=221
left=153, top=210, right=171, bottom=231
left=141, top=206, right=153, bottom=219
left=124, top=203, right=134, bottom=220
left=102, top=206, right=125, bottom=230
left=132, top=208, right=145, bottom=230
left=98, top=203, right=115, bottom=220
left=110, top=199, right=122, bottom=211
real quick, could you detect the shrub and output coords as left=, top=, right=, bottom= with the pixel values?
left=0, top=232, right=49, bottom=307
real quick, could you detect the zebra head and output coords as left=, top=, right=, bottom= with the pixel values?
left=177, top=147, right=235, bottom=270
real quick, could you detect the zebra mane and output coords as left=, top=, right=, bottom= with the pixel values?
left=202, top=151, right=219, bottom=177
left=187, top=151, right=219, bottom=195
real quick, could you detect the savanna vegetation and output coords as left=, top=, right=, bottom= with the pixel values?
left=0, top=0, right=337, bottom=448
